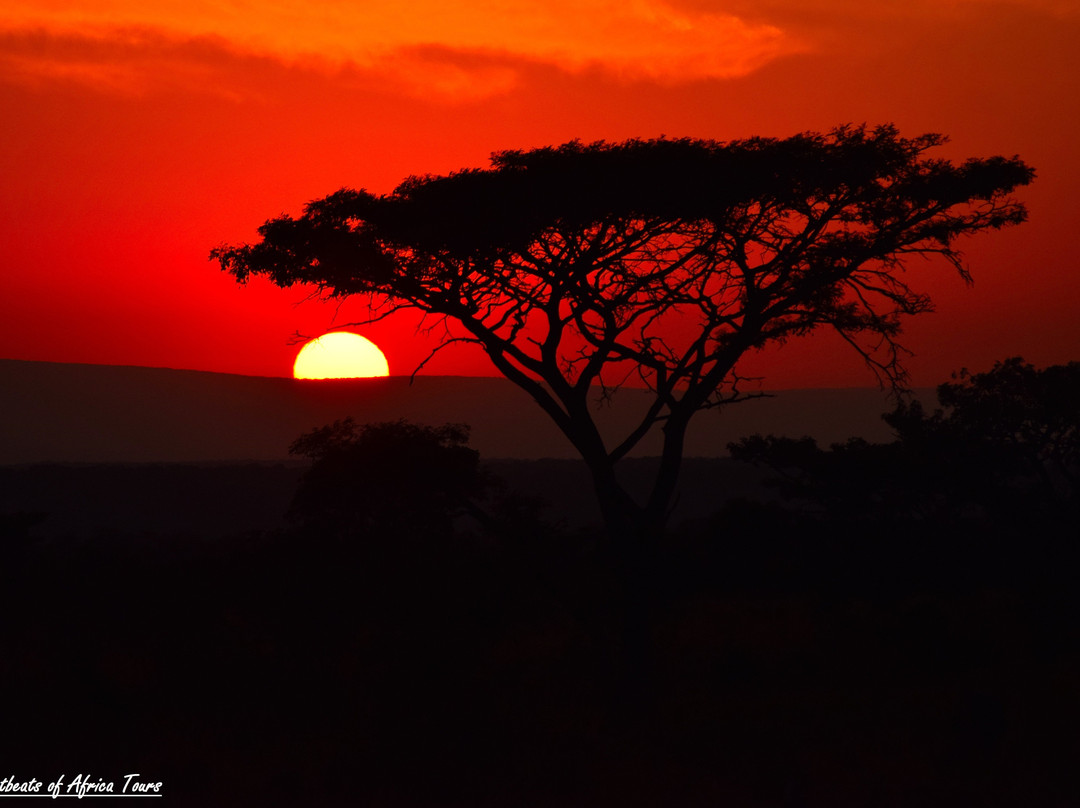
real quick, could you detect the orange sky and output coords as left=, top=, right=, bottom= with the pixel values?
left=1, top=0, right=1078, bottom=387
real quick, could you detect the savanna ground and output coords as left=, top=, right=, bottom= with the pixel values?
left=1, top=417, right=1077, bottom=806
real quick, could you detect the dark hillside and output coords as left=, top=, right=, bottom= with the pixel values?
left=0, top=359, right=909, bottom=463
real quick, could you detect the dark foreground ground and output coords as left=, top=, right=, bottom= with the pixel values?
left=1, top=461, right=1077, bottom=806
left=0, top=458, right=771, bottom=539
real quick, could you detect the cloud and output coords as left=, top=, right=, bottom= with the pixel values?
left=0, top=0, right=802, bottom=98
left=676, top=0, right=1079, bottom=23
left=949, top=0, right=1078, bottom=14
left=0, top=29, right=235, bottom=95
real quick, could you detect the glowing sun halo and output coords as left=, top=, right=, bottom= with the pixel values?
left=293, top=332, right=390, bottom=379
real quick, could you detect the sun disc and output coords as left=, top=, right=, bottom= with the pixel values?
left=293, top=332, right=390, bottom=379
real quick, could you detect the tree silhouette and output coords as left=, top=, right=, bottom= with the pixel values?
left=213, top=125, right=1032, bottom=548
left=287, top=418, right=486, bottom=539
left=287, top=417, right=554, bottom=553
left=730, top=357, right=1080, bottom=527
left=887, top=357, right=1080, bottom=516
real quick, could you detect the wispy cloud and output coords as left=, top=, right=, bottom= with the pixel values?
left=677, top=0, right=1079, bottom=23
left=0, top=0, right=801, bottom=97
left=0, top=29, right=236, bottom=95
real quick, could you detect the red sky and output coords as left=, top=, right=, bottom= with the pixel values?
left=2, top=0, right=1078, bottom=387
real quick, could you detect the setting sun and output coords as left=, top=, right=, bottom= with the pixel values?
left=293, top=332, right=390, bottom=379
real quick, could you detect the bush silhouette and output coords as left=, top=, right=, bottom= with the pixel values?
left=888, top=356, right=1080, bottom=517
left=731, top=357, right=1077, bottom=523
left=287, top=418, right=487, bottom=541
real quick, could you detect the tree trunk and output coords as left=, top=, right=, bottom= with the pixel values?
left=586, top=454, right=681, bottom=729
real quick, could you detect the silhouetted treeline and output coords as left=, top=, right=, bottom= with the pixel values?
left=724, top=356, right=1079, bottom=591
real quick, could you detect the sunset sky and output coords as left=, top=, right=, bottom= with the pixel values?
left=2, top=0, right=1077, bottom=387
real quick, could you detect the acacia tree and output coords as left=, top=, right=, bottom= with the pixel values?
left=213, top=125, right=1032, bottom=548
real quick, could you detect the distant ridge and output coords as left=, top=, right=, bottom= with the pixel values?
left=0, top=359, right=921, bottom=463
